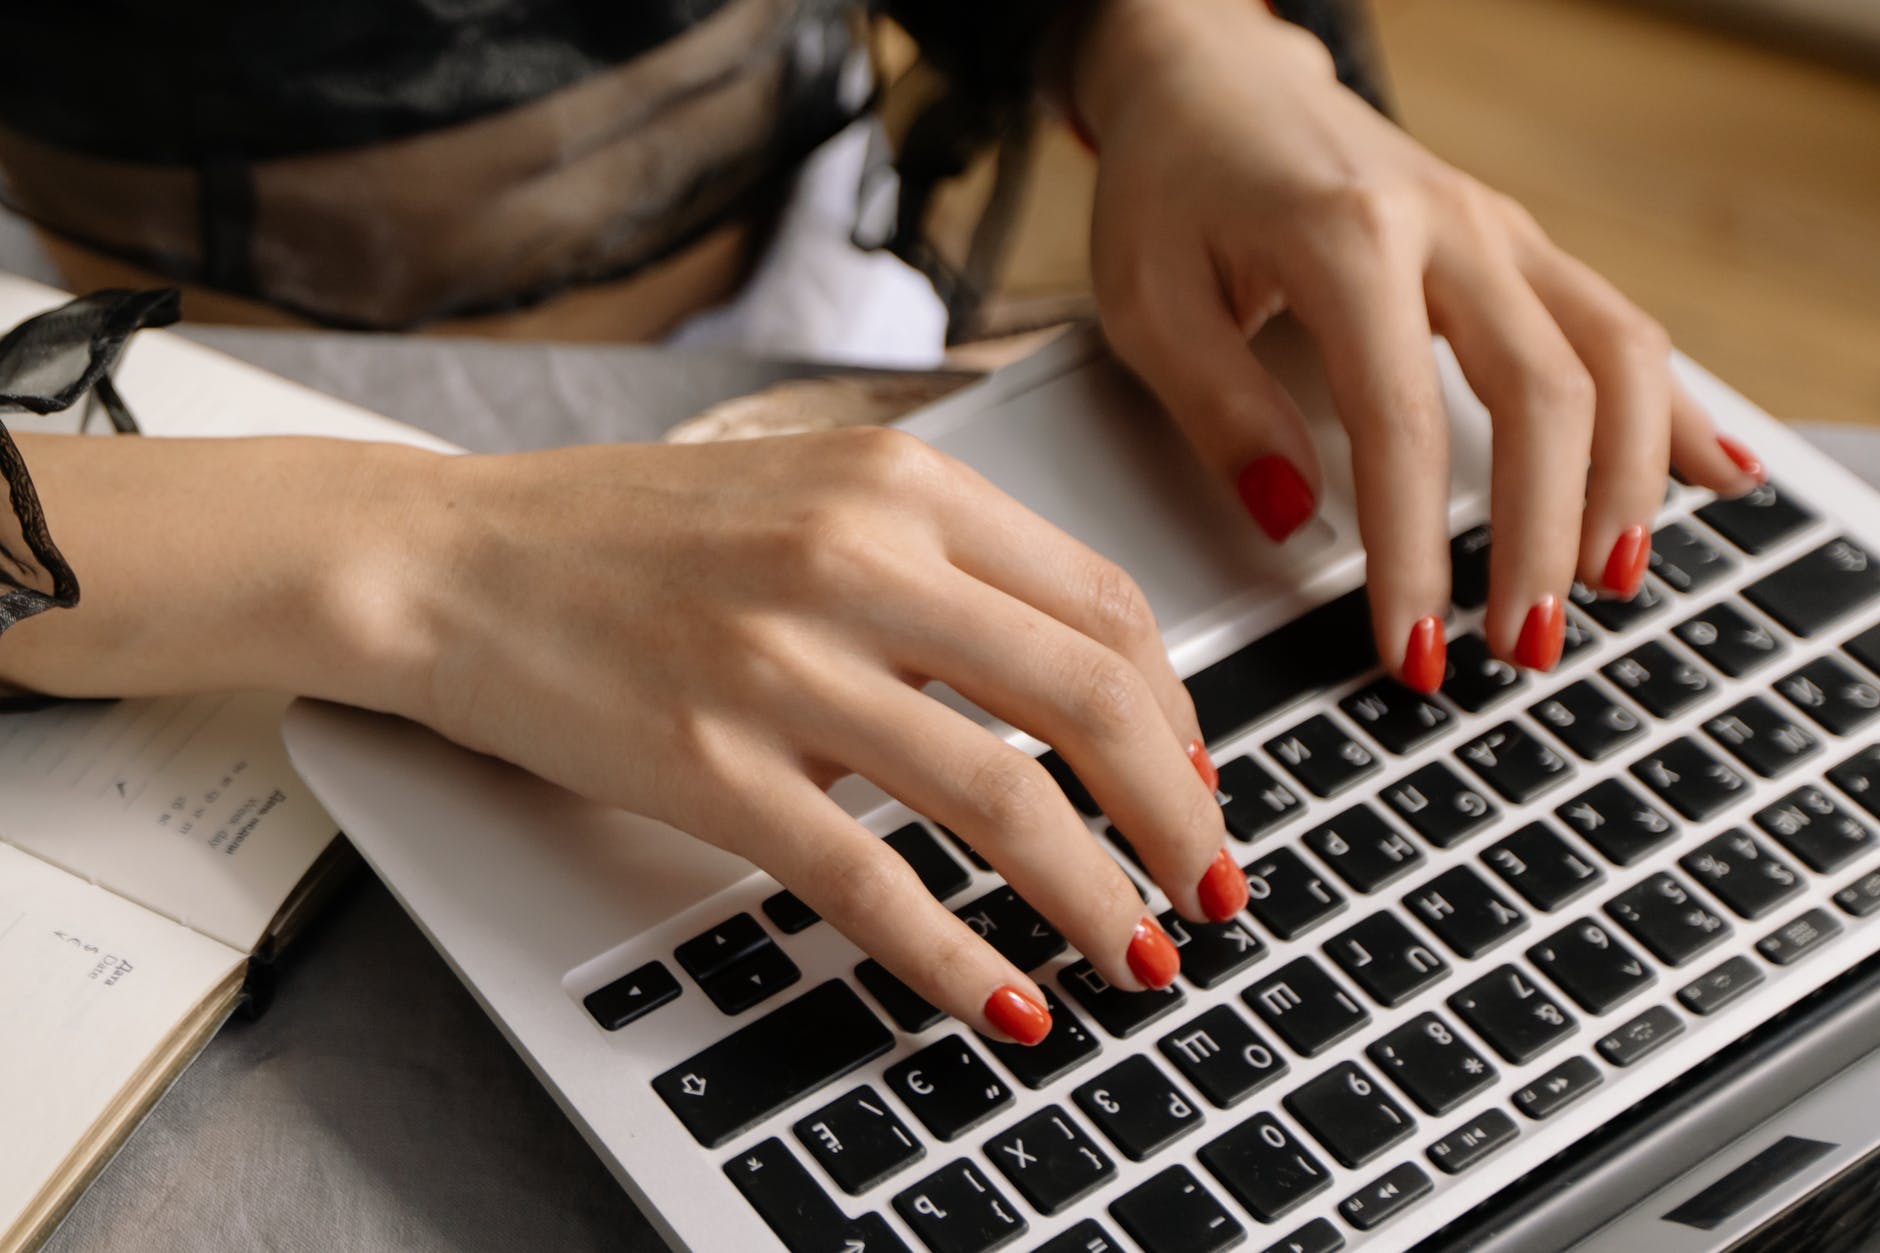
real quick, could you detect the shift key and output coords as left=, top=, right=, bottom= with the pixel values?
left=654, top=980, right=894, bottom=1147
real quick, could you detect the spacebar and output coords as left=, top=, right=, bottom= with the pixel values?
left=1186, top=586, right=1376, bottom=746
left=653, top=980, right=894, bottom=1148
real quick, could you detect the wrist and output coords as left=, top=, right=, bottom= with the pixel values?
left=1068, top=0, right=1332, bottom=145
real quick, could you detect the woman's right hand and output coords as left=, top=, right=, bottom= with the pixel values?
left=359, top=427, right=1243, bottom=1043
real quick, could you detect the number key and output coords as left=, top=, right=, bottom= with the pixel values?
left=1527, top=919, right=1654, bottom=1014
left=1448, top=965, right=1578, bottom=1064
left=1680, top=829, right=1804, bottom=919
left=1366, top=1013, right=1497, bottom=1115
left=1283, top=1061, right=1416, bottom=1168
left=1606, top=873, right=1732, bottom=966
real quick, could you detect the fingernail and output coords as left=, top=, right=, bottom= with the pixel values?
left=1601, top=525, right=1651, bottom=599
left=1514, top=595, right=1566, bottom=671
left=1235, top=455, right=1316, bottom=543
left=1186, top=739, right=1219, bottom=793
left=1717, top=435, right=1767, bottom=486
left=1196, top=848, right=1249, bottom=921
left=1402, top=615, right=1447, bottom=695
left=1126, top=916, right=1181, bottom=990
left=983, top=985, right=1052, bottom=1046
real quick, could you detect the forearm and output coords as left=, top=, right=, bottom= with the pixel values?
left=0, top=433, right=445, bottom=713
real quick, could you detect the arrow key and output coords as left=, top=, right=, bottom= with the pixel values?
left=581, top=960, right=680, bottom=1031
left=1337, top=1161, right=1433, bottom=1232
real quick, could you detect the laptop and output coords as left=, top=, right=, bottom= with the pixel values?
left=284, top=321, right=1880, bottom=1253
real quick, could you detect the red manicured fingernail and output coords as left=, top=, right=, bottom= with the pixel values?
left=1235, top=455, right=1316, bottom=542
left=1197, top=848, right=1248, bottom=921
left=1602, top=525, right=1651, bottom=599
left=983, top=985, right=1052, bottom=1046
left=1402, top=615, right=1446, bottom=695
left=1717, top=435, right=1766, bottom=485
left=1514, top=595, right=1566, bottom=671
left=1126, top=916, right=1181, bottom=990
left=1187, top=739, right=1218, bottom=793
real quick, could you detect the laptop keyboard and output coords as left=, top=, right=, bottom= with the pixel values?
left=583, top=479, right=1880, bottom=1252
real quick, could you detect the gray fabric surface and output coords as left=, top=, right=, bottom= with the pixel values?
left=43, top=324, right=822, bottom=1253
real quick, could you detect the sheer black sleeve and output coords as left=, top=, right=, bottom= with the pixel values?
left=0, top=287, right=180, bottom=637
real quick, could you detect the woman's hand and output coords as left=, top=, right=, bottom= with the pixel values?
left=378, top=428, right=1244, bottom=1042
left=1068, top=0, right=1766, bottom=690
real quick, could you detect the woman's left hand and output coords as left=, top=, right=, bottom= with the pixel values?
left=1067, top=0, right=1765, bottom=691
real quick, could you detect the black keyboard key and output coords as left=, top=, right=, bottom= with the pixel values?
left=1218, top=755, right=1305, bottom=842
left=1367, top=1013, right=1497, bottom=1115
left=1261, top=1217, right=1345, bottom=1253
left=1602, top=640, right=1713, bottom=719
left=1284, top=1061, right=1416, bottom=1168
left=1159, top=1005, right=1290, bottom=1108
left=1759, top=782, right=1880, bottom=869
left=1266, top=714, right=1381, bottom=797
left=1528, top=919, right=1654, bottom=1014
left=1746, top=538, right=1880, bottom=637
left=1039, top=750, right=1100, bottom=818
left=1512, top=1055, right=1603, bottom=1120
left=1033, top=1222, right=1122, bottom=1253
left=1341, top=679, right=1454, bottom=755
left=1407, top=866, right=1529, bottom=958
left=1186, top=585, right=1377, bottom=745
left=1108, top=1166, right=1244, bottom=1253
left=763, top=889, right=821, bottom=935
left=1451, top=525, right=1492, bottom=609
left=1160, top=911, right=1267, bottom=990
left=1561, top=609, right=1600, bottom=662
left=1557, top=779, right=1678, bottom=866
left=796, top=1086, right=924, bottom=1195
left=1677, top=956, right=1763, bottom=1015
left=1530, top=680, right=1645, bottom=762
left=1607, top=873, right=1732, bottom=966
left=1244, top=957, right=1371, bottom=1057
left=957, top=887, right=1065, bottom=971
left=725, top=1138, right=895, bottom=1253
left=1676, top=601, right=1787, bottom=677
left=655, top=981, right=894, bottom=1148
left=886, top=1037, right=1014, bottom=1142
left=1696, top=481, right=1815, bottom=554
left=1779, top=655, right=1880, bottom=736
left=1060, top=960, right=1185, bottom=1040
left=1426, top=1109, right=1519, bottom=1175
left=676, top=913, right=770, bottom=983
left=1448, top=965, right=1578, bottom=1064
left=982, top=990, right=1099, bottom=1090
left=984, top=1106, right=1114, bottom=1217
left=1680, top=829, right=1804, bottom=919
left=894, top=1159, right=1027, bottom=1253
left=1457, top=721, right=1572, bottom=802
left=1242, top=846, right=1347, bottom=939
left=1303, top=805, right=1425, bottom=894
left=1382, top=761, right=1500, bottom=849
left=1199, top=1111, right=1333, bottom=1223
left=1828, top=745, right=1880, bottom=819
left=857, top=960, right=945, bottom=1034
left=1325, top=912, right=1450, bottom=1008
left=936, top=825, right=992, bottom=872
left=1706, top=696, right=1822, bottom=777
left=1442, top=632, right=1527, bottom=712
left=700, top=943, right=801, bottom=1015
left=583, top=960, right=680, bottom=1031
left=1072, top=1055, right=1203, bottom=1161
left=1650, top=521, right=1734, bottom=594
left=1757, top=908, right=1844, bottom=966
left=1339, top=1162, right=1433, bottom=1232
left=1847, top=622, right=1880, bottom=677
left=1597, top=1005, right=1685, bottom=1067
left=1484, top=821, right=1605, bottom=912
left=1572, top=577, right=1668, bottom=632
left=1632, top=738, right=1752, bottom=821
left=1834, top=869, right=1880, bottom=918
left=887, top=823, right=972, bottom=902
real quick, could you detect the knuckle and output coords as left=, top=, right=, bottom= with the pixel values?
left=834, top=423, right=941, bottom=492
left=967, top=751, right=1059, bottom=834
left=1323, top=178, right=1414, bottom=249
left=819, top=844, right=918, bottom=925
left=1519, top=356, right=1596, bottom=425
left=789, top=504, right=892, bottom=595
left=1084, top=559, right=1158, bottom=646
left=1070, top=649, right=1149, bottom=740
left=1613, top=310, right=1671, bottom=367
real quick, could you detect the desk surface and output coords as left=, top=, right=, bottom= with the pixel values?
left=44, top=326, right=836, bottom=1253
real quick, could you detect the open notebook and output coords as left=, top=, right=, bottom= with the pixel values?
left=0, top=276, right=456, bottom=1253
